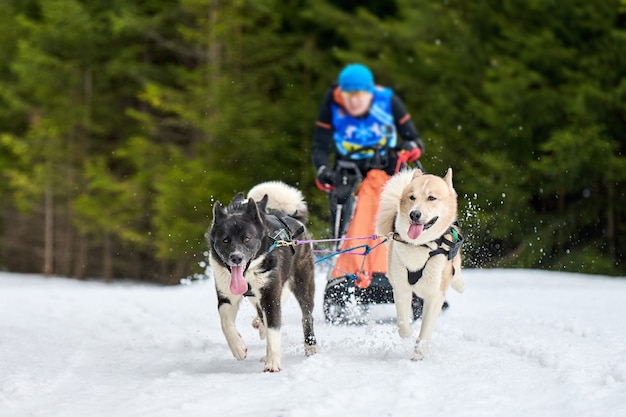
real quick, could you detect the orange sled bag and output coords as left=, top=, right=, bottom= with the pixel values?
left=331, top=168, right=389, bottom=288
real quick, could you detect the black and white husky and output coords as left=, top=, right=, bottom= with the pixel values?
left=207, top=181, right=316, bottom=372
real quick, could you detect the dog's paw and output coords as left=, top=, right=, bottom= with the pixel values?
left=398, top=323, right=413, bottom=338
left=412, top=338, right=428, bottom=361
left=252, top=317, right=267, bottom=340
left=304, top=345, right=317, bottom=356
left=229, top=339, right=248, bottom=360
left=263, top=355, right=282, bottom=372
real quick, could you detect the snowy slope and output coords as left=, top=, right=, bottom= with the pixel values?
left=1, top=269, right=625, bottom=417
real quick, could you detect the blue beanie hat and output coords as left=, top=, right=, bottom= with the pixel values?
left=338, top=64, right=375, bottom=92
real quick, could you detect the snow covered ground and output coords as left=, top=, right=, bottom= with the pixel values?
left=1, top=268, right=625, bottom=417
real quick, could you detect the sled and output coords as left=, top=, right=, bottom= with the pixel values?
left=318, top=148, right=427, bottom=325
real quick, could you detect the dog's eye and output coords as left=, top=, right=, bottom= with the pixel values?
left=223, top=237, right=230, bottom=244
left=409, top=195, right=416, bottom=201
left=428, top=195, right=437, bottom=201
left=243, top=236, right=250, bottom=243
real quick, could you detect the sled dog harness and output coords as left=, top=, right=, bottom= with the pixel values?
left=267, top=214, right=305, bottom=255
left=242, top=215, right=306, bottom=298
left=392, top=223, right=463, bottom=285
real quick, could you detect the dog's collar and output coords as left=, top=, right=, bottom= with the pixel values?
left=391, top=232, right=412, bottom=245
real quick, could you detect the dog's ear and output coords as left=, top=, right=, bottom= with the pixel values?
left=230, top=192, right=245, bottom=206
left=443, top=168, right=453, bottom=188
left=444, top=168, right=457, bottom=196
left=412, top=169, right=424, bottom=180
left=212, top=201, right=226, bottom=223
left=244, top=197, right=262, bottom=222
left=256, top=194, right=269, bottom=213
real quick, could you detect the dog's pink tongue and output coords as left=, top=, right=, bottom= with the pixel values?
left=408, top=223, right=424, bottom=240
left=230, top=265, right=248, bottom=295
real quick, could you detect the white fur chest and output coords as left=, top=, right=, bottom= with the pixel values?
left=392, top=240, right=432, bottom=271
left=390, top=240, right=448, bottom=287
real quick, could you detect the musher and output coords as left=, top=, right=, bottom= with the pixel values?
left=312, top=63, right=424, bottom=238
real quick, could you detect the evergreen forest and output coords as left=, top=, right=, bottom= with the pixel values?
left=1, top=0, right=625, bottom=283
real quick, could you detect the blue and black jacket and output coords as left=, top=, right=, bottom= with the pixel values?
left=312, top=83, right=424, bottom=176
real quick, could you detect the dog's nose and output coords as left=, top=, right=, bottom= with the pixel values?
left=229, top=253, right=244, bottom=265
left=409, top=210, right=422, bottom=223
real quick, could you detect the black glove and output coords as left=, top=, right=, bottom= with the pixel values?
left=398, top=140, right=419, bottom=151
left=316, top=165, right=336, bottom=187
